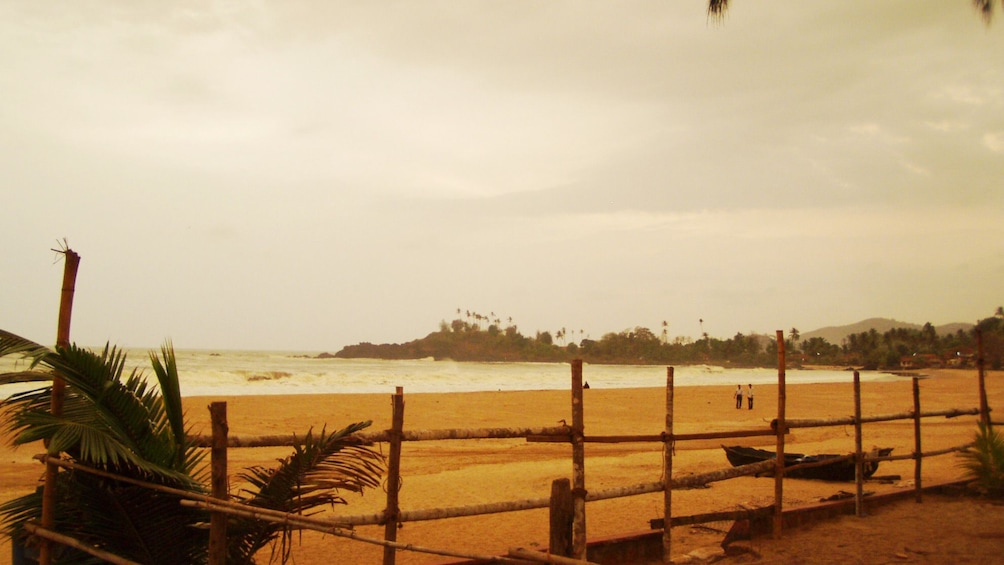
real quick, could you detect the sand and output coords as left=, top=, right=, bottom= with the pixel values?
left=1, top=368, right=1003, bottom=564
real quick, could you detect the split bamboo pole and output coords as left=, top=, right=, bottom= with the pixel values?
left=570, top=359, right=587, bottom=560
left=383, top=387, right=405, bottom=565
left=549, top=478, right=573, bottom=557
left=662, top=366, right=673, bottom=564
left=773, top=330, right=786, bottom=539
left=853, top=371, right=864, bottom=517
left=912, top=377, right=923, bottom=503
left=39, top=247, right=80, bottom=565
left=209, top=402, right=229, bottom=565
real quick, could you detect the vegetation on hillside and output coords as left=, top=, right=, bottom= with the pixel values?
left=334, top=309, right=1004, bottom=371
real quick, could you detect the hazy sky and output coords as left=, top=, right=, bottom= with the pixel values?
left=2, top=1, right=1002, bottom=352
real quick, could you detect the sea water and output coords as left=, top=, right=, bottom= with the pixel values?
left=1, top=348, right=899, bottom=399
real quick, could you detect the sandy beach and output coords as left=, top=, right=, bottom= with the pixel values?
left=2, top=368, right=1003, bottom=564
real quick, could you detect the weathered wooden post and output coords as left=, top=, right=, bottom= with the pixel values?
left=912, top=377, right=923, bottom=503
left=662, top=366, right=674, bottom=564
left=209, top=402, right=229, bottom=565
left=39, top=247, right=81, bottom=565
left=549, top=478, right=573, bottom=557
left=383, top=387, right=405, bottom=565
left=570, top=359, right=587, bottom=560
left=977, top=329, right=990, bottom=428
left=853, top=371, right=865, bottom=517
left=773, top=330, right=786, bottom=539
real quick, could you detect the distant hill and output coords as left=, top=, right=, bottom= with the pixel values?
left=801, top=317, right=974, bottom=345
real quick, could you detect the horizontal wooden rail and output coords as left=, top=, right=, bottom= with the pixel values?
left=650, top=505, right=773, bottom=530
left=24, top=522, right=141, bottom=565
left=528, top=427, right=782, bottom=444
left=178, top=500, right=562, bottom=564
left=775, top=407, right=980, bottom=430
left=189, top=426, right=571, bottom=448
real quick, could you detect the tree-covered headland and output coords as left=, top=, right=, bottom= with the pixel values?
left=333, top=309, right=1004, bottom=371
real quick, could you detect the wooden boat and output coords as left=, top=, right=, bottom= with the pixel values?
left=722, top=445, right=893, bottom=481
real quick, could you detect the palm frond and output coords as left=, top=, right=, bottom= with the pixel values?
left=958, top=422, right=1004, bottom=496
left=228, top=422, right=385, bottom=564
left=0, top=329, right=49, bottom=364
left=708, top=0, right=729, bottom=22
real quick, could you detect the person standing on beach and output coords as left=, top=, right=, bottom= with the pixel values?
left=747, top=384, right=754, bottom=410
left=734, top=384, right=743, bottom=409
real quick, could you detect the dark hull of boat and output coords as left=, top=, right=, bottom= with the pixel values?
left=722, top=445, right=892, bottom=482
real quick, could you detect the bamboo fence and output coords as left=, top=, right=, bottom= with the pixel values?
left=22, top=340, right=992, bottom=565
left=24, top=354, right=990, bottom=565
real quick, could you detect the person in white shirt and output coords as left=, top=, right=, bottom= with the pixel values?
left=747, top=383, right=754, bottom=410
left=734, top=384, right=743, bottom=409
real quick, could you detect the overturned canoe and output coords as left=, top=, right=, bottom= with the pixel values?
left=722, top=445, right=893, bottom=481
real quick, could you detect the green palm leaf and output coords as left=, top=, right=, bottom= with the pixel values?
left=958, top=422, right=1004, bottom=496
left=228, top=422, right=385, bottom=564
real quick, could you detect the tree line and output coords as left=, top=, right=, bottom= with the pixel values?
left=333, top=309, right=1004, bottom=370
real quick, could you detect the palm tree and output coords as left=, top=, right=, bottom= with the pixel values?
left=0, top=329, right=384, bottom=564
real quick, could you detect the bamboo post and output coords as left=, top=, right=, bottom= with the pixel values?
left=549, top=478, right=573, bottom=557
left=912, top=377, right=923, bottom=503
left=570, top=359, right=587, bottom=560
left=853, top=371, right=864, bottom=517
left=662, top=366, right=674, bottom=564
left=977, top=329, right=990, bottom=428
left=383, top=387, right=405, bottom=565
left=39, top=247, right=80, bottom=565
left=209, top=402, right=229, bottom=565
left=773, top=330, right=785, bottom=539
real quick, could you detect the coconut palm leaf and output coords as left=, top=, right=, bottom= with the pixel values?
left=1, top=334, right=209, bottom=564
left=958, top=421, right=1004, bottom=496
left=227, top=422, right=385, bottom=564
left=3, top=329, right=383, bottom=564
left=0, top=329, right=52, bottom=384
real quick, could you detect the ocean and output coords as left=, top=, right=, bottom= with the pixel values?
left=1, top=348, right=899, bottom=399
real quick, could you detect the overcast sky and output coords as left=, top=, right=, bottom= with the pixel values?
left=2, top=1, right=1002, bottom=352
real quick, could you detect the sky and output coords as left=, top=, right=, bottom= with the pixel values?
left=2, top=1, right=1003, bottom=352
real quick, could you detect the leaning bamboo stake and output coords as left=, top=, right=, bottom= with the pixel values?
left=662, top=367, right=673, bottom=564
left=383, top=387, right=405, bottom=565
left=912, top=377, right=923, bottom=503
left=570, top=359, right=587, bottom=560
left=773, top=330, right=785, bottom=539
left=25, top=522, right=140, bottom=565
left=39, top=246, right=80, bottom=565
left=209, top=402, right=229, bottom=565
left=180, top=500, right=537, bottom=564
left=853, top=371, right=865, bottom=517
